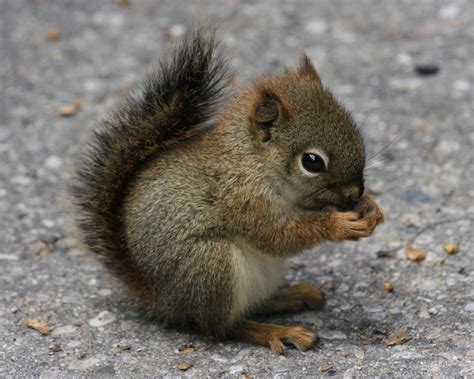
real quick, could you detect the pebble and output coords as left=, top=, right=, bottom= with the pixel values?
left=304, top=19, right=328, bottom=35
left=438, top=3, right=460, bottom=19
left=418, top=304, right=431, bottom=319
left=453, top=80, right=471, bottom=92
left=436, top=140, right=461, bottom=155
left=169, top=24, right=186, bottom=40
left=464, top=302, right=474, bottom=312
left=0, top=127, right=10, bottom=142
left=389, top=78, right=422, bottom=92
left=0, top=254, right=19, bottom=261
left=445, top=277, right=457, bottom=287
left=210, top=354, right=228, bottom=363
left=355, top=347, right=365, bottom=360
left=92, top=365, right=116, bottom=378
left=318, top=330, right=348, bottom=340
left=97, top=289, right=113, bottom=297
left=336, top=283, right=350, bottom=293
left=52, top=325, right=76, bottom=336
left=42, top=219, right=55, bottom=228
left=11, top=176, right=32, bottom=186
left=396, top=53, right=413, bottom=67
left=228, top=365, right=244, bottom=375
left=403, top=190, right=438, bottom=205
left=68, top=356, right=102, bottom=371
left=89, top=311, right=116, bottom=327
left=44, top=155, right=63, bottom=170
left=415, top=63, right=440, bottom=76
left=363, top=304, right=384, bottom=313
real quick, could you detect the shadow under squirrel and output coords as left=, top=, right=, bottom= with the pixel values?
left=70, top=28, right=384, bottom=353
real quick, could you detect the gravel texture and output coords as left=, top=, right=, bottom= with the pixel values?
left=1, top=0, right=473, bottom=377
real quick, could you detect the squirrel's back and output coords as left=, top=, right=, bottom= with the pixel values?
left=69, top=29, right=232, bottom=303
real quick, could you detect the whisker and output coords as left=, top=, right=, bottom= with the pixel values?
left=366, top=128, right=417, bottom=164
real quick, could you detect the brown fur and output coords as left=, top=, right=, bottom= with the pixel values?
left=257, top=283, right=326, bottom=315
left=70, top=28, right=384, bottom=352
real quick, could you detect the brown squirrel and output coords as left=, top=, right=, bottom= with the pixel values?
left=70, top=28, right=384, bottom=353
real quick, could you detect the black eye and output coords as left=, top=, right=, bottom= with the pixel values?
left=301, top=152, right=326, bottom=173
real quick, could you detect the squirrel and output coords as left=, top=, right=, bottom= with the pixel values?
left=70, top=28, right=384, bottom=354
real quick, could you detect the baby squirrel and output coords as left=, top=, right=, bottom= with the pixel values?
left=70, top=28, right=384, bottom=353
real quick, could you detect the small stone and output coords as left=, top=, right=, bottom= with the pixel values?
left=68, top=356, right=102, bottom=370
left=305, top=20, right=328, bottom=35
left=0, top=254, right=19, bottom=261
left=58, top=99, right=82, bottom=117
left=319, top=363, right=334, bottom=372
left=439, top=4, right=459, bottom=19
left=92, top=365, right=116, bottom=377
left=318, top=330, right=347, bottom=340
left=320, top=363, right=334, bottom=372
left=46, top=26, right=61, bottom=41
left=336, top=283, right=350, bottom=293
left=228, top=365, right=244, bottom=375
left=443, top=243, right=459, bottom=255
left=169, top=24, right=186, bottom=40
left=89, top=311, right=116, bottom=327
left=11, top=175, right=32, bottom=186
left=376, top=249, right=396, bottom=258
left=415, top=63, right=440, bottom=76
left=418, top=304, right=430, bottom=319
left=117, top=342, right=131, bottom=351
left=179, top=347, right=194, bottom=355
left=44, top=155, right=63, bottom=170
left=42, top=219, right=55, bottom=228
left=354, top=347, right=365, bottom=360
left=97, top=288, right=113, bottom=297
left=35, top=240, right=52, bottom=256
left=363, top=304, right=384, bottom=313
left=48, top=343, right=62, bottom=353
left=428, top=307, right=438, bottom=315
left=405, top=243, right=427, bottom=262
left=26, top=319, right=54, bottom=335
left=177, top=363, right=191, bottom=371
left=114, top=0, right=130, bottom=6
left=384, top=327, right=412, bottom=346
left=453, top=80, right=471, bottom=92
left=210, top=354, right=228, bottom=363
left=383, top=282, right=394, bottom=292
left=464, top=302, right=474, bottom=312
left=52, top=325, right=76, bottom=336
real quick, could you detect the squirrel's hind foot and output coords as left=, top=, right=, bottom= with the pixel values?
left=239, top=321, right=316, bottom=354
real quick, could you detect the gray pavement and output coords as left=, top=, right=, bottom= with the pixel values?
left=1, top=0, right=473, bottom=377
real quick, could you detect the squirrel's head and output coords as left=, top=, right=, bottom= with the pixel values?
left=246, top=55, right=365, bottom=210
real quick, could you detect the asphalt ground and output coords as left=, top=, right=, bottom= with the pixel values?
left=1, top=0, right=473, bottom=377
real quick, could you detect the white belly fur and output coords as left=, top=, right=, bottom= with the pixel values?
left=230, top=241, right=287, bottom=321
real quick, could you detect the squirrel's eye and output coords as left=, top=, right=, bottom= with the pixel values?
left=301, top=152, right=326, bottom=174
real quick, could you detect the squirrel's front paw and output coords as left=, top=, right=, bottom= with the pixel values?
left=326, top=196, right=384, bottom=241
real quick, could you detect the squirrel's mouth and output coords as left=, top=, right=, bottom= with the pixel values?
left=300, top=198, right=359, bottom=213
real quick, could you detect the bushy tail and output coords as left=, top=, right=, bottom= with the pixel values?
left=70, top=28, right=232, bottom=300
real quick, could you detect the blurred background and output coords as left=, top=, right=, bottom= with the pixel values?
left=1, top=0, right=473, bottom=377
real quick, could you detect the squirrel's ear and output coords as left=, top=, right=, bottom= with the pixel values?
left=254, top=89, right=281, bottom=124
left=297, top=54, right=321, bottom=82
left=251, top=88, right=290, bottom=142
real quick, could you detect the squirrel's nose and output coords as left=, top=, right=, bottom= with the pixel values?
left=340, top=182, right=364, bottom=201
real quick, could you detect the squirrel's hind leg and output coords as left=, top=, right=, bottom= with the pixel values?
left=256, top=283, right=325, bottom=315
left=238, top=320, right=316, bottom=354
